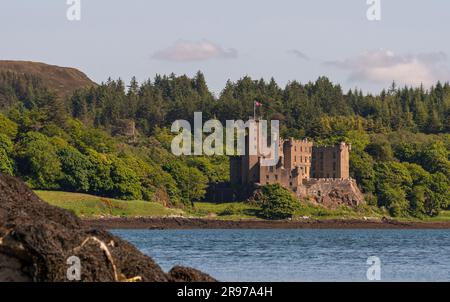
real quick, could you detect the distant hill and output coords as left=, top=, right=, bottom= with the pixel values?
left=0, top=60, right=96, bottom=98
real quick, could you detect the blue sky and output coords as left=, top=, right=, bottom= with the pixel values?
left=1, top=0, right=450, bottom=94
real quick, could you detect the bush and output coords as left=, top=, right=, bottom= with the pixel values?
left=260, top=184, right=299, bottom=219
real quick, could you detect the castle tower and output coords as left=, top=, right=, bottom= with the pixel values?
left=311, top=142, right=351, bottom=179
left=283, top=138, right=313, bottom=180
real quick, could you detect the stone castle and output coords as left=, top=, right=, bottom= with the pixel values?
left=207, top=120, right=364, bottom=207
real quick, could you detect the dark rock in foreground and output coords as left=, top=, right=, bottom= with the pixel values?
left=0, top=174, right=216, bottom=282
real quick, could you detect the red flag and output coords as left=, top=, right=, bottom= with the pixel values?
left=255, top=101, right=262, bottom=107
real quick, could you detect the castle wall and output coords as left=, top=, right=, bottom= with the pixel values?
left=311, top=142, right=350, bottom=179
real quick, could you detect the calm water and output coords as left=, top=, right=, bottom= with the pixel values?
left=111, top=229, right=450, bottom=282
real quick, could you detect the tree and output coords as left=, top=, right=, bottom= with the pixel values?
left=365, top=137, right=394, bottom=161
left=378, top=184, right=409, bottom=217
left=110, top=157, right=143, bottom=200
left=163, top=161, right=208, bottom=206
left=0, top=134, right=14, bottom=175
left=350, top=151, right=375, bottom=193
left=430, top=172, right=450, bottom=209
left=58, top=146, right=92, bottom=192
left=260, top=184, right=299, bottom=219
left=15, top=132, right=62, bottom=189
left=419, top=141, right=450, bottom=178
left=0, top=113, right=18, bottom=138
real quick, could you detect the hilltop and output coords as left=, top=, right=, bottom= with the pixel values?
left=0, top=60, right=96, bottom=98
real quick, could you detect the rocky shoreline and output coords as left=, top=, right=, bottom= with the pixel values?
left=0, top=175, right=215, bottom=282
left=83, top=216, right=450, bottom=230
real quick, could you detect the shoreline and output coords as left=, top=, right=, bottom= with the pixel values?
left=83, top=217, right=450, bottom=230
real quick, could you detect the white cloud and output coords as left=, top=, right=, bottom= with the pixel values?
left=152, top=40, right=238, bottom=62
left=325, top=49, right=450, bottom=87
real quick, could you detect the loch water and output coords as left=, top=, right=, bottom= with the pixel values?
left=112, top=229, right=450, bottom=282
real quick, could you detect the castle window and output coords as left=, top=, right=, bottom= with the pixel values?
left=266, top=175, right=269, bottom=179
left=333, top=162, right=337, bottom=171
left=275, top=175, right=278, bottom=180
left=294, top=156, right=296, bottom=162
left=290, top=182, right=293, bottom=186
left=333, top=152, right=337, bottom=159
left=300, top=156, right=302, bottom=163
left=300, top=146, right=303, bottom=152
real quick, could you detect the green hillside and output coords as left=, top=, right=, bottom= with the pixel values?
left=0, top=62, right=448, bottom=219
left=35, top=190, right=184, bottom=218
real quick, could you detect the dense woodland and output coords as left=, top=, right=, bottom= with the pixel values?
left=0, top=70, right=449, bottom=217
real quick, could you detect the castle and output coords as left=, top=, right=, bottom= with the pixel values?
left=207, top=120, right=364, bottom=207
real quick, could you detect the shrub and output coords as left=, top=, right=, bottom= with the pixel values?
left=260, top=184, right=299, bottom=219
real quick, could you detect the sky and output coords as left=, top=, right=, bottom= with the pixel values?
left=1, top=0, right=450, bottom=94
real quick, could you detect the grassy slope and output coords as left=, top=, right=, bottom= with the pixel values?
left=35, top=190, right=384, bottom=220
left=36, top=190, right=450, bottom=222
left=0, top=60, right=96, bottom=98
left=191, top=202, right=386, bottom=220
left=35, top=190, right=184, bottom=218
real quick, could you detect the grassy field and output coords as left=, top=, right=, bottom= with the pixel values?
left=189, top=202, right=263, bottom=219
left=416, top=210, right=450, bottom=222
left=35, top=190, right=386, bottom=220
left=36, top=190, right=450, bottom=222
left=189, top=201, right=386, bottom=220
left=35, top=190, right=184, bottom=218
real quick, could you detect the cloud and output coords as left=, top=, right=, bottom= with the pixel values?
left=325, top=49, right=450, bottom=87
left=288, top=49, right=309, bottom=60
left=152, top=40, right=238, bottom=62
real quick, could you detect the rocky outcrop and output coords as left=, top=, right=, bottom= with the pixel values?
left=302, top=179, right=365, bottom=208
left=0, top=174, right=216, bottom=282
